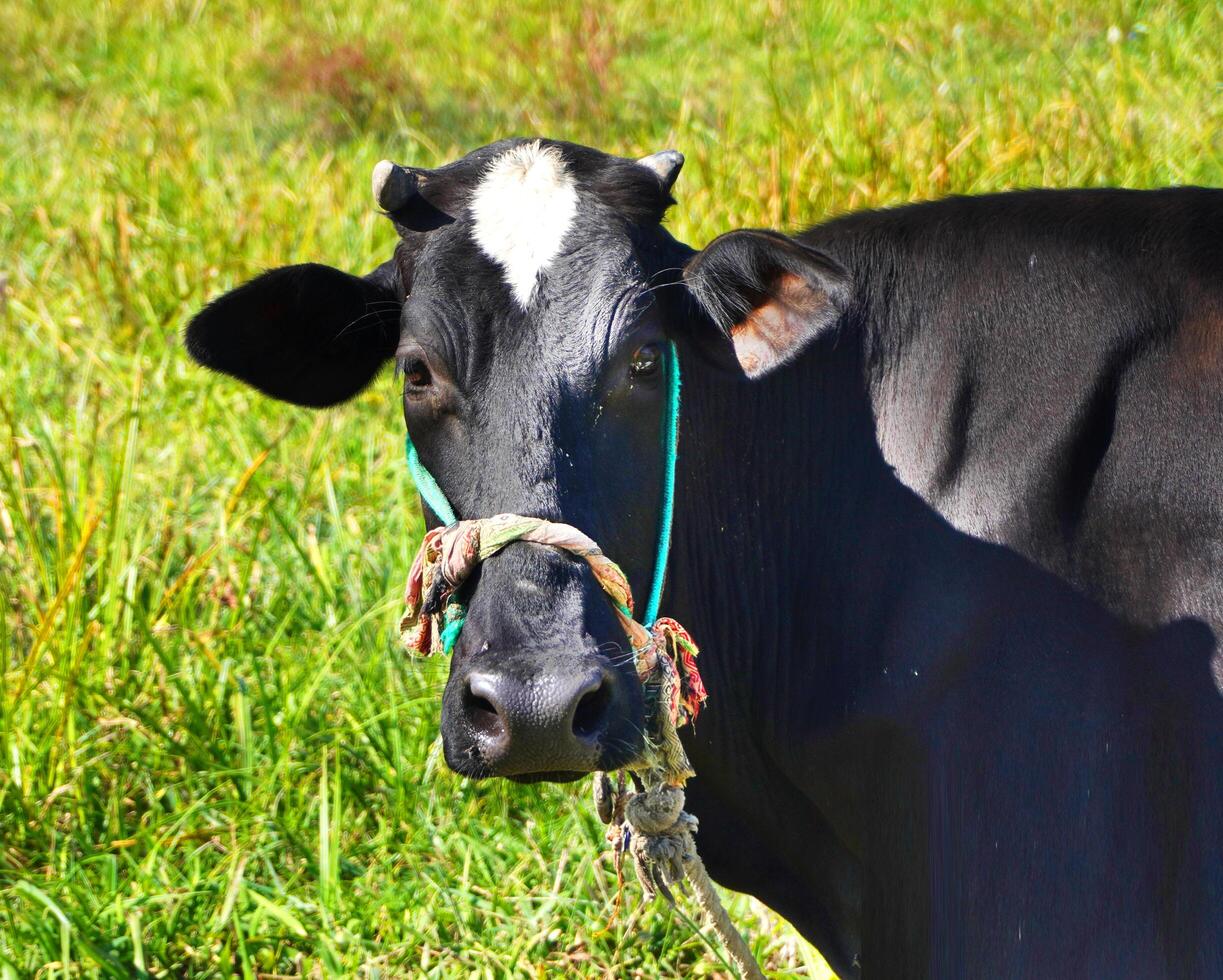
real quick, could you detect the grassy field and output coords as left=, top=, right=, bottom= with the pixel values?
left=1, top=0, right=1220, bottom=975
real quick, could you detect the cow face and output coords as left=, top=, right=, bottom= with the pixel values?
left=186, top=137, right=850, bottom=782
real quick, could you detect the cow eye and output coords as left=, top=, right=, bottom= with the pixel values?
left=398, top=356, right=431, bottom=390
left=630, top=342, right=663, bottom=378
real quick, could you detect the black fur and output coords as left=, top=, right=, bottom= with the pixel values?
left=185, top=261, right=401, bottom=407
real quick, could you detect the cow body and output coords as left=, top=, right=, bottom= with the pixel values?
left=811, top=189, right=1223, bottom=654
left=670, top=312, right=1220, bottom=978
left=186, top=141, right=1223, bottom=979
left=667, top=189, right=1223, bottom=976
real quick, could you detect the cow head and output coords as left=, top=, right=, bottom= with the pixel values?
left=186, top=138, right=849, bottom=781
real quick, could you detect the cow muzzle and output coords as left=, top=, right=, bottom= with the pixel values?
left=433, top=540, right=646, bottom=781
left=444, top=647, right=637, bottom=781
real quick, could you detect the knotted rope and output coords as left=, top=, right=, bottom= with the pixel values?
left=594, top=776, right=766, bottom=980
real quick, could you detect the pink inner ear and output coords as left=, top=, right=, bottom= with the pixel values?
left=730, top=272, right=827, bottom=378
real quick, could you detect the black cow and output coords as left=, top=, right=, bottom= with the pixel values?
left=186, top=138, right=1223, bottom=978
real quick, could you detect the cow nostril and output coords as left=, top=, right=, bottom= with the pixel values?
left=572, top=679, right=612, bottom=740
left=463, top=682, right=505, bottom=740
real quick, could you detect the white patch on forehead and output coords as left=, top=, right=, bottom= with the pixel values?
left=469, top=141, right=579, bottom=307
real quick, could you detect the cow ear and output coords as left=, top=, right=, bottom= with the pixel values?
left=682, top=230, right=850, bottom=378
left=185, top=260, right=403, bottom=407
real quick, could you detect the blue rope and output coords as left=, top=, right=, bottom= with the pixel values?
left=439, top=609, right=466, bottom=656
left=405, top=432, right=458, bottom=527
left=405, top=434, right=465, bottom=652
left=403, top=340, right=681, bottom=632
left=642, top=341, right=680, bottom=628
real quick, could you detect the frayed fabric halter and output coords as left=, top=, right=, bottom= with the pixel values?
left=397, top=341, right=706, bottom=786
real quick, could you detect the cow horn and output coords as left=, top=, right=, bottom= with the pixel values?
left=372, top=160, right=418, bottom=212
left=637, top=150, right=684, bottom=192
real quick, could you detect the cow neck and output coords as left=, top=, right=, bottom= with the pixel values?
left=404, top=339, right=682, bottom=631
left=672, top=331, right=930, bottom=714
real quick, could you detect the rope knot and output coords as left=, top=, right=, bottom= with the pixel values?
left=593, top=775, right=765, bottom=979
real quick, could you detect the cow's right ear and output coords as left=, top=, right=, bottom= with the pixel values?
left=682, top=229, right=851, bottom=378
left=185, top=260, right=402, bottom=407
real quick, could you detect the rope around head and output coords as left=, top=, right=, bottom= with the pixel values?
left=398, top=342, right=764, bottom=978
left=398, top=513, right=705, bottom=784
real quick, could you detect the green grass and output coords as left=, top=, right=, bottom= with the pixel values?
left=1, top=0, right=1219, bottom=975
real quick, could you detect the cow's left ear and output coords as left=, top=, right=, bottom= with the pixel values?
left=682, top=229, right=851, bottom=378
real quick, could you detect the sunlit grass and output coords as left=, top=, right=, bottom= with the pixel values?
left=1, top=0, right=1220, bottom=975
